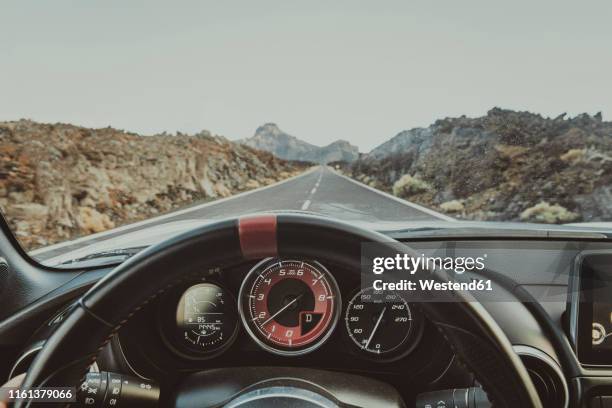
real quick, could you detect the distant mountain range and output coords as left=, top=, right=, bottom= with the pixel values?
left=239, top=123, right=359, bottom=164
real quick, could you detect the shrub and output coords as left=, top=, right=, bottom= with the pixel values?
left=440, top=200, right=464, bottom=213
left=520, top=201, right=579, bottom=224
left=560, top=148, right=586, bottom=163
left=392, top=174, right=431, bottom=197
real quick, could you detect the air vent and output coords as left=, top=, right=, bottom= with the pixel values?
left=8, top=343, right=43, bottom=381
left=515, top=346, right=568, bottom=408
left=8, top=343, right=99, bottom=382
left=0, top=257, right=8, bottom=295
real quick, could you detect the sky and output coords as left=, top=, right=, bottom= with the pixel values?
left=1, top=0, right=611, bottom=152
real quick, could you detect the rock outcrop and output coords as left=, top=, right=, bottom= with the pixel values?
left=239, top=123, right=359, bottom=163
left=0, top=120, right=303, bottom=250
left=346, top=108, right=612, bottom=223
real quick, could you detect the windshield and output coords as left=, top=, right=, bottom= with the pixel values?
left=1, top=2, right=611, bottom=265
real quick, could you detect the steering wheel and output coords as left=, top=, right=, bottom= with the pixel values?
left=16, top=214, right=543, bottom=407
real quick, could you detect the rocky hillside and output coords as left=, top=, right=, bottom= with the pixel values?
left=346, top=108, right=612, bottom=224
left=0, top=120, right=303, bottom=250
left=240, top=123, right=359, bottom=163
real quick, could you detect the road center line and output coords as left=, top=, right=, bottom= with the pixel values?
left=301, top=200, right=311, bottom=210
left=311, top=187, right=317, bottom=194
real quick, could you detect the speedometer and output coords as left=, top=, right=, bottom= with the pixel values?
left=345, top=287, right=422, bottom=359
left=239, top=259, right=341, bottom=356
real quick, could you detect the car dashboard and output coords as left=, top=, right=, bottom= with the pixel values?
left=116, top=258, right=446, bottom=389
left=4, top=235, right=612, bottom=407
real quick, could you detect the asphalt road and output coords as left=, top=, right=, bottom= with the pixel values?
left=31, top=166, right=452, bottom=261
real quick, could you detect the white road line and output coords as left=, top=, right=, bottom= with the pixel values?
left=327, top=166, right=456, bottom=221
left=303, top=172, right=321, bottom=208
left=30, top=166, right=320, bottom=256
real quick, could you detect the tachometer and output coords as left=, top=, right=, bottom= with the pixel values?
left=239, top=259, right=341, bottom=356
left=345, top=287, right=422, bottom=359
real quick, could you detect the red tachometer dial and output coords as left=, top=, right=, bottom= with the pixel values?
left=239, top=259, right=341, bottom=356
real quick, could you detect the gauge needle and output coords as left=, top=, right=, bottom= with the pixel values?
left=365, top=306, right=387, bottom=350
left=261, top=294, right=304, bottom=326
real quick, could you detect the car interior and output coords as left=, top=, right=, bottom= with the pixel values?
left=1, top=211, right=612, bottom=407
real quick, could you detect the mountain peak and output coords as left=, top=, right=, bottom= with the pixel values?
left=240, top=124, right=359, bottom=164
left=255, top=122, right=282, bottom=135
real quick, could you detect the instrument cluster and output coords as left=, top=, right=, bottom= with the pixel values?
left=157, top=257, right=424, bottom=362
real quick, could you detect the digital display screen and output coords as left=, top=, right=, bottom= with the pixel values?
left=576, top=253, right=612, bottom=365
